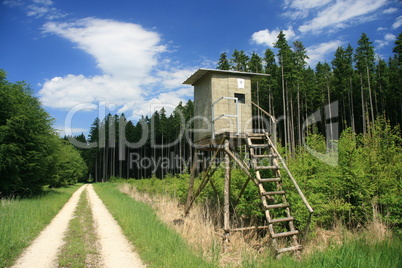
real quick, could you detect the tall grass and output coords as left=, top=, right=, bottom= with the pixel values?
left=123, top=180, right=402, bottom=267
left=93, top=183, right=216, bottom=267
left=0, top=184, right=82, bottom=268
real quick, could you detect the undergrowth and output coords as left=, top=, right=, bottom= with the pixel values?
left=123, top=179, right=402, bottom=267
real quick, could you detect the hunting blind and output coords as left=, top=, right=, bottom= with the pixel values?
left=182, top=69, right=313, bottom=256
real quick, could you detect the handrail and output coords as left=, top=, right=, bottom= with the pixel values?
left=264, top=132, right=314, bottom=214
left=211, top=96, right=239, bottom=139
left=251, top=101, right=277, bottom=146
left=251, top=101, right=276, bottom=123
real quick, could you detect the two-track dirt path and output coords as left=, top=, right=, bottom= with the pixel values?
left=12, top=184, right=145, bottom=268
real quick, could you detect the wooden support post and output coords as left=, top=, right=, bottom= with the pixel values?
left=223, top=139, right=231, bottom=244
left=185, top=150, right=198, bottom=216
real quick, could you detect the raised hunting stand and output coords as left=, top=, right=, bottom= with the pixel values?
left=182, top=69, right=313, bottom=255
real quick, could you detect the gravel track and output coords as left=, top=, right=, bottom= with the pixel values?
left=12, top=184, right=145, bottom=268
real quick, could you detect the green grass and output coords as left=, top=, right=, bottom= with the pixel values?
left=58, top=188, right=100, bottom=267
left=120, top=177, right=402, bottom=268
left=240, top=236, right=402, bottom=268
left=93, top=183, right=217, bottom=268
left=300, top=238, right=402, bottom=268
left=0, top=184, right=82, bottom=268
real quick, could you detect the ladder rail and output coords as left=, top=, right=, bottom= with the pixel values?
left=264, top=132, right=314, bottom=214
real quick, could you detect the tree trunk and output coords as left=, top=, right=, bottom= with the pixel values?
left=360, top=74, right=366, bottom=134
left=367, top=65, right=375, bottom=124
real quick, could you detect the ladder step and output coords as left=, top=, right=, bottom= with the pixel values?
left=265, top=203, right=289, bottom=209
left=272, top=230, right=299, bottom=238
left=249, top=144, right=270, bottom=148
left=262, top=190, right=285, bottom=196
left=276, top=245, right=303, bottom=254
left=230, top=225, right=269, bottom=232
left=248, top=133, right=266, bottom=137
left=255, top=166, right=279, bottom=170
left=259, top=177, right=281, bottom=183
left=269, top=217, right=294, bottom=224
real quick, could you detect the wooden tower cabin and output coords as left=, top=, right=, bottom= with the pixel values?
left=182, top=69, right=313, bottom=256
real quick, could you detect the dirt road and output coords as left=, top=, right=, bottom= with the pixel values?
left=12, top=184, right=145, bottom=268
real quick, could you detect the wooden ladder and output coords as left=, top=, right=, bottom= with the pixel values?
left=246, top=133, right=302, bottom=255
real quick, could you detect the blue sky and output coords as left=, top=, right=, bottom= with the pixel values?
left=1, top=0, right=401, bottom=137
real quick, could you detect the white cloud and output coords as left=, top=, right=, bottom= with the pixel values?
left=39, top=18, right=194, bottom=119
left=157, top=69, right=195, bottom=89
left=306, top=40, right=344, bottom=67
left=385, top=33, right=396, bottom=42
left=285, top=0, right=331, bottom=10
left=298, top=0, right=388, bottom=33
left=251, top=26, right=296, bottom=47
left=283, top=0, right=332, bottom=18
left=392, top=16, right=402, bottom=29
left=375, top=33, right=396, bottom=49
left=20, top=0, right=66, bottom=19
left=383, top=7, right=398, bottom=14
left=43, top=18, right=166, bottom=80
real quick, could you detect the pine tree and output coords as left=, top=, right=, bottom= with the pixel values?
left=217, top=52, right=231, bottom=70
left=332, top=45, right=355, bottom=132
left=263, top=48, right=278, bottom=117
left=392, top=32, right=402, bottom=67
left=293, top=41, right=309, bottom=144
left=354, top=33, right=376, bottom=133
left=274, top=31, right=294, bottom=151
left=231, top=49, right=249, bottom=72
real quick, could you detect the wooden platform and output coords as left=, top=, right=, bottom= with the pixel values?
left=194, top=131, right=269, bottom=150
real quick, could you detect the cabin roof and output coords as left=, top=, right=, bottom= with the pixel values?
left=182, top=68, right=269, bottom=86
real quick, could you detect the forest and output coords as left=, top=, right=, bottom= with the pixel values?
left=1, top=31, right=401, bottom=233
left=68, top=31, right=401, bottom=232
left=76, top=32, right=402, bottom=182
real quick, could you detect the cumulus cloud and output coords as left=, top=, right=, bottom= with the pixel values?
left=251, top=26, right=296, bottom=47
left=306, top=40, right=344, bottom=67
left=38, top=18, right=193, bottom=119
left=297, top=0, right=388, bottom=33
left=375, top=33, right=397, bottom=49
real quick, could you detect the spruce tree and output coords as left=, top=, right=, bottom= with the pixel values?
left=217, top=52, right=231, bottom=70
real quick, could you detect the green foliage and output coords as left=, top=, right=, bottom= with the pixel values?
left=0, top=70, right=55, bottom=195
left=284, top=119, right=402, bottom=232
left=0, top=70, right=87, bottom=196
left=49, top=139, right=88, bottom=187
left=216, top=52, right=231, bottom=70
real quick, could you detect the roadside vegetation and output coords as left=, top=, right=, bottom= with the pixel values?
left=0, top=184, right=81, bottom=268
left=58, top=188, right=101, bottom=268
left=113, top=119, right=401, bottom=267
left=119, top=176, right=401, bottom=267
